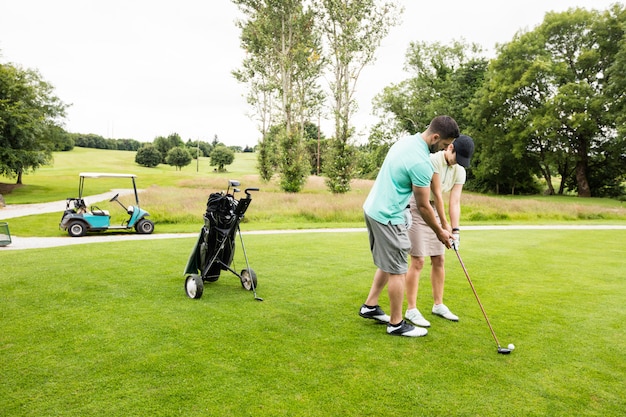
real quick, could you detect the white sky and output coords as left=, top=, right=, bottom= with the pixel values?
left=0, top=0, right=619, bottom=148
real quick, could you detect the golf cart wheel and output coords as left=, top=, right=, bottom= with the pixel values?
left=185, top=274, right=204, bottom=299
left=68, top=220, right=87, bottom=237
left=240, top=268, right=258, bottom=291
left=135, top=219, right=154, bottom=234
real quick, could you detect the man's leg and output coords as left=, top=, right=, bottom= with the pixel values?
left=365, top=268, right=388, bottom=307
left=387, top=273, right=405, bottom=325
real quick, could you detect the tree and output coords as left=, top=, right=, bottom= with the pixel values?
left=210, top=145, right=235, bottom=172
left=0, top=62, right=67, bottom=184
left=233, top=0, right=324, bottom=193
left=373, top=39, right=487, bottom=135
left=135, top=144, right=162, bottom=167
left=302, top=120, right=327, bottom=175
left=256, top=124, right=282, bottom=182
left=48, top=125, right=74, bottom=151
left=468, top=7, right=622, bottom=197
left=315, top=0, right=402, bottom=193
left=153, top=133, right=184, bottom=163
left=165, top=146, right=192, bottom=170
left=185, top=139, right=212, bottom=158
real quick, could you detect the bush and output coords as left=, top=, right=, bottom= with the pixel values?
left=210, top=146, right=235, bottom=172
left=135, top=144, right=162, bottom=167
left=165, top=146, right=192, bottom=171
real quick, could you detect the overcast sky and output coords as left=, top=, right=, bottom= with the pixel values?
left=0, top=0, right=619, bottom=148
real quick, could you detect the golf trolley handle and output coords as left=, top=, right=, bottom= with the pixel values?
left=244, top=187, right=259, bottom=198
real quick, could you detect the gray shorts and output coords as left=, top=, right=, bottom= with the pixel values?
left=364, top=212, right=411, bottom=275
left=408, top=201, right=445, bottom=257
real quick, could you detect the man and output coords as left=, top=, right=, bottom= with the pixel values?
left=404, top=135, right=475, bottom=327
left=359, top=115, right=459, bottom=337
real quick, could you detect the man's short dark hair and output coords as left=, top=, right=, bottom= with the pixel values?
left=428, top=115, right=460, bottom=140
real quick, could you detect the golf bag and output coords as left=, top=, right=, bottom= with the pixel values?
left=183, top=181, right=260, bottom=299
left=198, top=191, right=239, bottom=281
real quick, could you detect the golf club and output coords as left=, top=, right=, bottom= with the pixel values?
left=452, top=243, right=511, bottom=354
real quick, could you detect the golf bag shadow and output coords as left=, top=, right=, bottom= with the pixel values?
left=183, top=182, right=260, bottom=300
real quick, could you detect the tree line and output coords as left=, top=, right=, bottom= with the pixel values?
left=236, top=2, right=626, bottom=198
left=0, top=58, right=251, bottom=182
left=3, top=3, right=625, bottom=197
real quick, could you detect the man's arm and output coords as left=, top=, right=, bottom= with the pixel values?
left=413, top=185, right=453, bottom=248
left=430, top=173, right=451, bottom=233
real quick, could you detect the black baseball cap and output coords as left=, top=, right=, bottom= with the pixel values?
left=453, top=135, right=475, bottom=168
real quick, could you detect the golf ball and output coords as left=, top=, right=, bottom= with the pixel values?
left=508, top=343, right=515, bottom=350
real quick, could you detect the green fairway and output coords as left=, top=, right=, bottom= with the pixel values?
left=1, top=229, right=624, bottom=416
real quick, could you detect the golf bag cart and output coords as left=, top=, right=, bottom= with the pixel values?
left=59, top=172, right=154, bottom=237
left=184, top=180, right=261, bottom=300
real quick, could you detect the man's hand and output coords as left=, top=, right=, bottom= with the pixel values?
left=437, top=229, right=454, bottom=249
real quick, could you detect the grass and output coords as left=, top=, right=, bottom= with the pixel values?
left=1, top=149, right=625, bottom=415
left=1, top=229, right=625, bottom=416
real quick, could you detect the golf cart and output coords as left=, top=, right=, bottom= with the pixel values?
left=59, top=172, right=154, bottom=237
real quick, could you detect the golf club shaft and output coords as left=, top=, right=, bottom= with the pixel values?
left=237, top=225, right=262, bottom=300
left=453, top=248, right=502, bottom=348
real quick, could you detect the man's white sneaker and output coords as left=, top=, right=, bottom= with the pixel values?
left=405, top=308, right=431, bottom=327
left=387, top=320, right=428, bottom=337
left=432, top=304, right=459, bottom=321
left=359, top=304, right=390, bottom=324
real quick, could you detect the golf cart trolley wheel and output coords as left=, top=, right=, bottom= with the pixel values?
left=68, top=220, right=87, bottom=237
left=135, top=219, right=154, bottom=234
left=185, top=274, right=204, bottom=299
left=239, top=268, right=258, bottom=291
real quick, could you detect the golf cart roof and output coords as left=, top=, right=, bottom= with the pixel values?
left=79, top=172, right=137, bottom=178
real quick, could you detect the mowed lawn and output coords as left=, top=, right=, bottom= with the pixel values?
left=1, top=229, right=624, bottom=416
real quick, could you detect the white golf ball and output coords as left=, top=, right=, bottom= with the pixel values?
left=508, top=343, right=515, bottom=350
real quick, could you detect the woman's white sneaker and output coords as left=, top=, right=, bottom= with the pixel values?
left=405, top=308, right=431, bottom=327
left=432, top=304, right=459, bottom=321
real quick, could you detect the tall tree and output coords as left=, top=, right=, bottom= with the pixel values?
left=469, top=7, right=622, bottom=197
left=0, top=62, right=67, bottom=184
left=373, top=39, right=487, bottom=135
left=315, top=0, right=401, bottom=193
left=153, top=133, right=184, bottom=164
left=233, top=0, right=323, bottom=192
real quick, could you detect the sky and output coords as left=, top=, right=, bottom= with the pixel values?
left=0, top=0, right=620, bottom=148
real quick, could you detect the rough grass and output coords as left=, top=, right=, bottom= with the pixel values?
left=1, top=148, right=626, bottom=238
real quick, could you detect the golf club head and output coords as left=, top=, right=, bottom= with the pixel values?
left=497, top=347, right=511, bottom=354
left=254, top=296, right=264, bottom=302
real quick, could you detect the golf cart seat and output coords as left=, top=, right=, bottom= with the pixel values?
left=91, top=206, right=110, bottom=216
